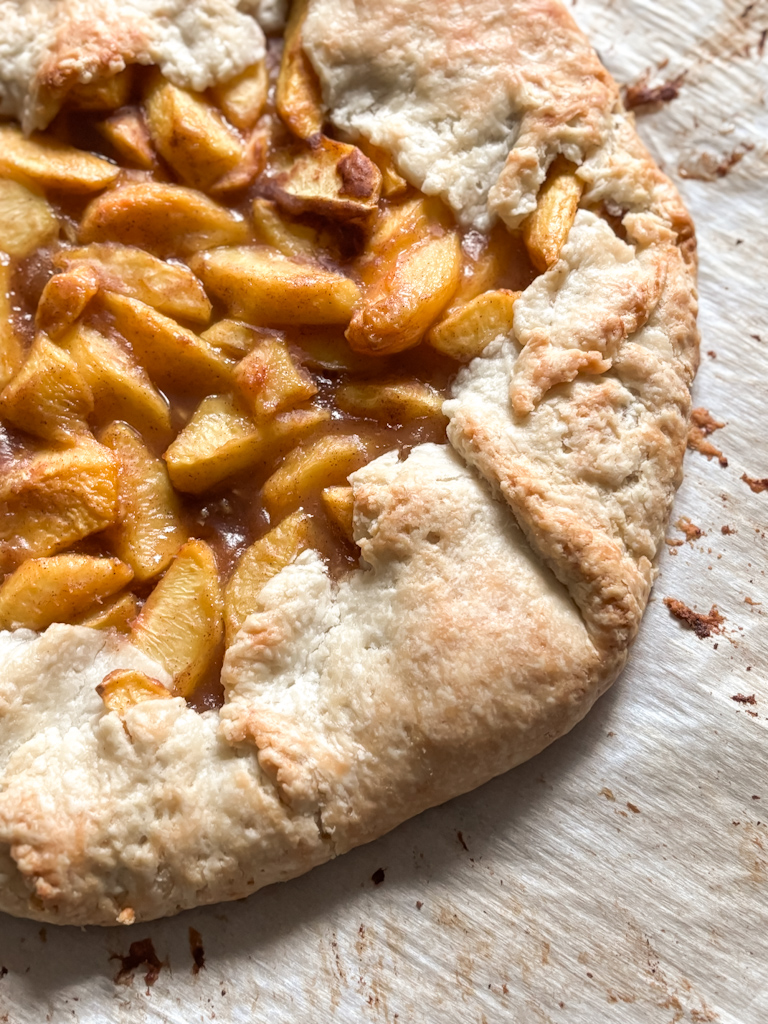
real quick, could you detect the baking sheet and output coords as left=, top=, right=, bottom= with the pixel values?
left=1, top=1, right=768, bottom=1020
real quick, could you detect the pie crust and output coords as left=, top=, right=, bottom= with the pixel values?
left=0, top=0, right=698, bottom=925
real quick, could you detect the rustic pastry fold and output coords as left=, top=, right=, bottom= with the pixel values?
left=0, top=0, right=698, bottom=924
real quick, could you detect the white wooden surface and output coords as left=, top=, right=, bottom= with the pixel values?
left=1, top=2, right=767, bottom=1020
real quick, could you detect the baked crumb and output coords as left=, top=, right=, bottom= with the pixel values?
left=741, top=473, right=768, bottom=494
left=676, top=516, right=704, bottom=542
left=687, top=408, right=727, bottom=466
left=623, top=70, right=685, bottom=110
left=663, top=598, right=725, bottom=639
left=189, top=928, right=205, bottom=975
left=679, top=142, right=754, bottom=182
left=112, top=938, right=164, bottom=988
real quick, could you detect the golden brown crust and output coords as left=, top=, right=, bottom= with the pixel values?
left=0, top=0, right=698, bottom=926
left=35, top=6, right=148, bottom=124
left=303, top=0, right=621, bottom=231
left=580, top=113, right=697, bottom=265
left=0, top=0, right=268, bottom=132
left=447, top=219, right=698, bottom=650
left=222, top=446, right=619, bottom=858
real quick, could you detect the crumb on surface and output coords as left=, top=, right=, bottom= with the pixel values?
left=679, top=142, right=754, bottom=182
left=663, top=598, right=725, bottom=639
left=688, top=408, right=728, bottom=466
left=623, top=69, right=685, bottom=109
left=111, top=938, right=164, bottom=989
left=741, top=473, right=768, bottom=494
left=676, top=516, right=704, bottom=542
left=189, top=927, right=205, bottom=975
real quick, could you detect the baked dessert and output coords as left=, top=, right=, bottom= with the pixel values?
left=0, top=0, right=698, bottom=925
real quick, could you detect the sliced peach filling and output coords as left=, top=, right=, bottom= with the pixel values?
left=0, top=29, right=589, bottom=712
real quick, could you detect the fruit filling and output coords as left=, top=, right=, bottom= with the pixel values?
left=0, top=25, right=581, bottom=712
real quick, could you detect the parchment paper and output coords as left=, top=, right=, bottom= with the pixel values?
left=1, top=1, right=767, bottom=1021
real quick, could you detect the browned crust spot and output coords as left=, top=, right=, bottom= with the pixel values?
left=732, top=693, right=756, bottom=705
left=663, top=598, right=725, bottom=639
left=37, top=14, right=148, bottom=119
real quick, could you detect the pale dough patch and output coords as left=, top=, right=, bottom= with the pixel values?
left=0, top=0, right=267, bottom=131
left=303, top=0, right=616, bottom=229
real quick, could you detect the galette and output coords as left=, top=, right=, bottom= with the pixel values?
left=0, top=0, right=697, bottom=925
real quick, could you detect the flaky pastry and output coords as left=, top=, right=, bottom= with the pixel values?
left=0, top=0, right=697, bottom=924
